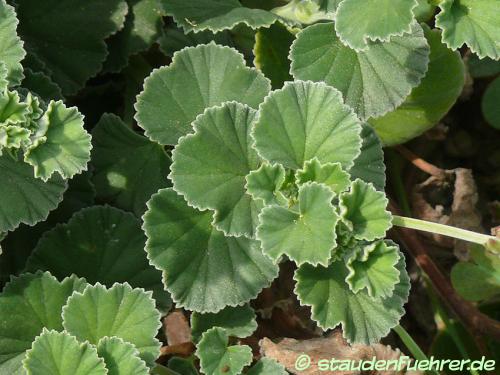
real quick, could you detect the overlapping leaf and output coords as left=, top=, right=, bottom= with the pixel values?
left=196, top=327, right=252, bottom=375
left=295, top=158, right=350, bottom=195
left=0, top=0, right=26, bottom=87
left=160, top=0, right=277, bottom=33
left=436, top=0, right=500, bottom=60
left=171, top=102, right=262, bottom=237
left=191, top=305, right=257, bottom=342
left=22, top=70, right=63, bottom=101
left=24, top=101, right=92, bottom=181
left=97, top=336, right=149, bottom=375
left=0, top=272, right=87, bottom=374
left=345, top=240, right=401, bottom=299
left=272, top=0, right=338, bottom=24
left=290, top=22, right=430, bottom=120
left=0, top=154, right=67, bottom=232
left=252, top=80, right=362, bottom=169
left=62, top=283, right=162, bottom=366
left=25, top=205, right=168, bottom=310
left=135, top=43, right=270, bottom=145
left=167, top=357, right=198, bottom=375
left=245, top=163, right=286, bottom=206
left=257, top=182, right=339, bottom=266
left=334, top=0, right=417, bottom=50
left=247, top=358, right=287, bottom=375
left=23, top=330, right=107, bottom=375
left=370, top=26, right=465, bottom=145
left=15, top=0, right=128, bottom=95
left=143, top=188, right=278, bottom=313
left=340, top=179, right=392, bottom=241
left=482, top=76, right=500, bottom=129
left=91, top=113, right=170, bottom=216
left=295, top=255, right=410, bottom=344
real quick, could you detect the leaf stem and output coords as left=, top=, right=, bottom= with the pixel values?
left=393, top=325, right=440, bottom=375
left=392, top=215, right=500, bottom=254
left=394, top=145, right=446, bottom=178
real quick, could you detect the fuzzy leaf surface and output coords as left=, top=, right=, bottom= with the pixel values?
left=24, top=101, right=91, bottom=181
left=0, top=154, right=66, bottom=232
left=0, top=272, right=87, bottom=374
left=370, top=26, right=465, bottom=145
left=97, top=336, right=149, bottom=375
left=23, top=330, right=107, bottom=375
left=295, top=255, right=410, bottom=344
left=436, top=0, right=500, bottom=59
left=191, top=305, right=257, bottom=343
left=62, top=283, right=162, bottom=365
left=196, top=327, right=252, bottom=375
left=247, top=358, right=287, bottom=375
left=340, top=179, right=392, bottom=241
left=257, top=182, right=339, bottom=266
left=290, top=22, right=430, bottom=120
left=26, top=205, right=168, bottom=310
left=253, top=80, right=362, bottom=170
left=143, top=188, right=279, bottom=313
left=295, top=158, right=350, bottom=195
left=0, top=0, right=26, bottom=87
left=91, top=113, right=170, bottom=216
left=171, top=102, right=262, bottom=237
left=335, top=0, right=417, bottom=50
left=245, top=163, right=286, bottom=206
left=135, top=43, right=270, bottom=145
left=160, top=0, right=277, bottom=33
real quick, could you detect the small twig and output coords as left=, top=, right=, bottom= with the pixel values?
left=394, top=145, right=446, bottom=178
left=389, top=200, right=500, bottom=342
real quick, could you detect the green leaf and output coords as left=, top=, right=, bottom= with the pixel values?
left=62, top=283, right=162, bottom=366
left=370, top=26, right=465, bottom=146
left=171, top=102, right=262, bottom=237
left=413, top=0, right=436, bottom=22
left=0, top=90, right=29, bottom=126
left=247, top=358, right=287, bottom=375
left=245, top=163, right=286, bottom=206
left=348, top=124, right=385, bottom=191
left=168, top=357, right=198, bottom=375
left=295, top=254, right=410, bottom=344
left=345, top=240, right=401, bottom=299
left=97, top=336, right=149, bottom=375
left=196, top=327, right=252, bottom=375
left=340, top=179, right=392, bottom=241
left=253, top=22, right=294, bottom=89
left=0, top=154, right=67, bottom=233
left=334, top=0, right=417, bottom=51
left=135, top=43, right=270, bottom=145
left=25, top=205, right=169, bottom=311
left=451, top=245, right=500, bottom=302
left=0, top=0, right=26, bottom=87
left=91, top=113, right=171, bottom=216
left=191, top=305, right=257, bottom=343
left=252, top=80, right=362, bottom=170
left=295, top=158, right=350, bottom=195
left=104, top=0, right=165, bottom=73
left=15, top=0, right=128, bottom=95
left=21, top=69, right=63, bottom=102
left=160, top=0, right=277, bottom=33
left=435, top=0, right=500, bottom=60
left=0, top=62, right=7, bottom=91
left=257, top=182, right=339, bottom=266
left=143, top=188, right=279, bottom=313
left=24, top=101, right=92, bottom=181
left=468, top=55, right=500, bottom=78
left=290, top=22, right=430, bottom=120
left=272, top=0, right=338, bottom=24
left=0, top=272, right=87, bottom=374
left=23, top=330, right=107, bottom=375
left=482, top=76, right=500, bottom=130
left=0, top=125, right=30, bottom=150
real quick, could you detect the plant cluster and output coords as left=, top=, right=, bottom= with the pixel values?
left=0, top=0, right=498, bottom=374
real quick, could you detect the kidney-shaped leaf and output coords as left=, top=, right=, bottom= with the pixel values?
left=295, top=158, right=350, bottom=195
left=290, top=22, right=430, bottom=120
left=171, top=102, right=262, bottom=237
left=97, top=336, right=149, bottom=375
left=135, top=43, right=270, bottom=145
left=62, top=283, right=162, bottom=366
left=0, top=0, right=26, bottom=87
left=245, top=163, right=286, bottom=206
left=23, top=330, right=107, bottom=375
left=143, top=188, right=279, bottom=313
left=252, top=80, right=362, bottom=170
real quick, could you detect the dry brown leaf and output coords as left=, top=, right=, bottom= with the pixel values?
left=164, top=310, right=191, bottom=346
left=260, top=331, right=421, bottom=375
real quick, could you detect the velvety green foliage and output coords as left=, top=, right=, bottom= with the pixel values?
left=22, top=70, right=63, bottom=101
left=0, top=0, right=26, bottom=87
left=290, top=22, right=430, bottom=120
left=143, top=188, right=278, bottom=313
left=245, top=163, right=287, bottom=206
left=14, top=0, right=128, bottom=95
left=96, top=336, right=149, bottom=375
left=91, top=113, right=170, bottom=216
left=482, top=76, right=500, bottom=129
left=135, top=43, right=270, bottom=145
left=296, top=158, right=351, bottom=195
left=247, top=358, right=287, bottom=375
